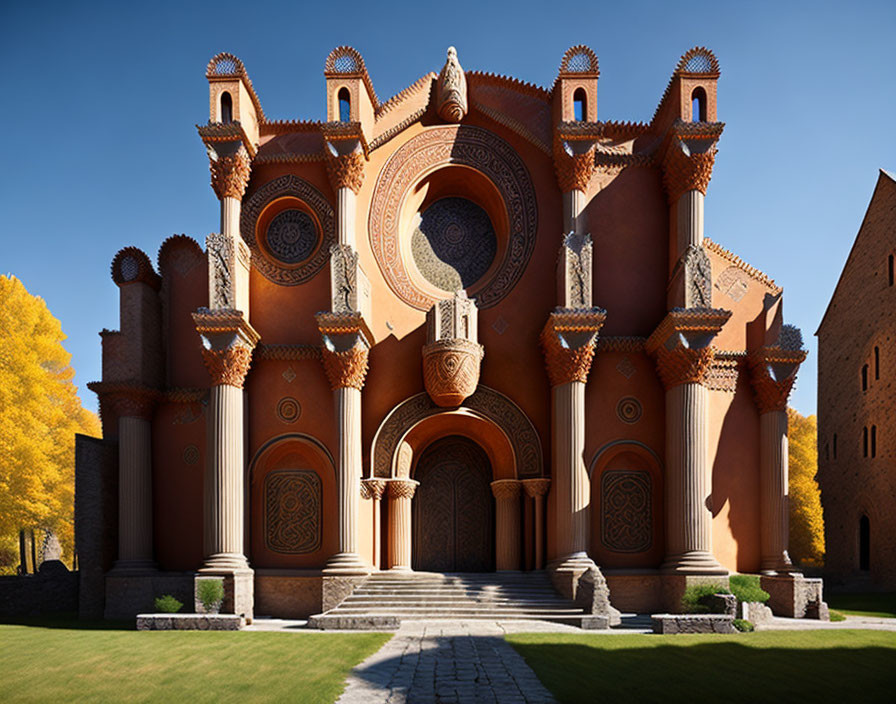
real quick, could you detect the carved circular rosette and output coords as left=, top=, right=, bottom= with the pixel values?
left=388, top=479, right=419, bottom=500
left=491, top=479, right=522, bottom=500
left=210, top=146, right=251, bottom=200
left=522, top=478, right=551, bottom=498
left=360, top=479, right=388, bottom=501
left=200, top=341, right=254, bottom=388
left=325, top=151, right=366, bottom=194
left=541, top=334, right=596, bottom=386
left=422, top=338, right=484, bottom=407
left=553, top=138, right=596, bottom=193
left=662, top=145, right=716, bottom=204
left=653, top=346, right=716, bottom=390
left=321, top=344, right=369, bottom=390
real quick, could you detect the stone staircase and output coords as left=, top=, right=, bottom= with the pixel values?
left=309, top=571, right=606, bottom=630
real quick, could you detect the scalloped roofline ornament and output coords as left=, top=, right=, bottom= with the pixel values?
left=651, top=46, right=721, bottom=126
left=206, top=52, right=267, bottom=123
left=324, top=46, right=380, bottom=108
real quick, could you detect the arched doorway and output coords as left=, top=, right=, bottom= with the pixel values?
left=412, top=435, right=495, bottom=572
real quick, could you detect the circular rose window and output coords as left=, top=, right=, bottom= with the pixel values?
left=411, top=197, right=497, bottom=292
left=265, top=209, right=318, bottom=264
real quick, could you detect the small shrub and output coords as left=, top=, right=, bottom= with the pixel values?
left=197, top=579, right=224, bottom=612
left=729, top=574, right=770, bottom=604
left=681, top=584, right=731, bottom=614
left=829, top=610, right=847, bottom=622
left=733, top=618, right=754, bottom=632
left=154, top=595, right=183, bottom=613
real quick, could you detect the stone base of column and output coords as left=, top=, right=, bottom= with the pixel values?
left=195, top=568, right=254, bottom=621
left=760, top=574, right=829, bottom=620
left=388, top=565, right=414, bottom=574
left=548, top=552, right=598, bottom=601
left=760, top=553, right=798, bottom=576
left=661, top=574, right=731, bottom=613
left=661, top=551, right=729, bottom=575
left=201, top=552, right=250, bottom=571
left=323, top=552, right=371, bottom=576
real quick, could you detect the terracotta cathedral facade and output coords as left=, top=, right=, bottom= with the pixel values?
left=75, top=45, right=815, bottom=622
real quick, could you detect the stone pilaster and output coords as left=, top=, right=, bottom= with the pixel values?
left=523, top=478, right=551, bottom=570
left=387, top=479, right=418, bottom=571
left=646, top=308, right=731, bottom=575
left=491, top=480, right=522, bottom=571
left=749, top=337, right=808, bottom=574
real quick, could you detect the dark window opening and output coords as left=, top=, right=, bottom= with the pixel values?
left=859, top=515, right=870, bottom=571
left=875, top=346, right=880, bottom=379
left=833, top=433, right=838, bottom=459
left=338, top=88, right=351, bottom=122
left=863, top=426, right=869, bottom=458
left=871, top=425, right=877, bottom=458
left=862, top=364, right=869, bottom=391
left=573, top=88, right=587, bottom=122
left=220, top=91, right=233, bottom=124
left=889, top=254, right=894, bottom=286
left=691, top=87, right=707, bottom=122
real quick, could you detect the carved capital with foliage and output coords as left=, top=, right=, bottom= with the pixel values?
left=193, top=308, right=260, bottom=388
left=646, top=308, right=731, bottom=389
left=661, top=123, right=724, bottom=204
left=387, top=479, right=419, bottom=501
left=208, top=142, right=251, bottom=200
left=88, top=382, right=161, bottom=423
left=325, top=151, right=366, bottom=194
left=317, top=311, right=373, bottom=391
left=553, top=137, right=596, bottom=193
left=541, top=308, right=606, bottom=386
left=748, top=346, right=807, bottom=414
left=491, top=479, right=522, bottom=500
left=360, top=479, right=388, bottom=501
left=522, top=477, right=551, bottom=499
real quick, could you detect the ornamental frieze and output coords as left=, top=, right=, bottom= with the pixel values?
left=264, top=469, right=322, bottom=554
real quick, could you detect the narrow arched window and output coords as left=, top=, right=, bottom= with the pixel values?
left=691, top=87, right=707, bottom=122
left=889, top=254, right=894, bottom=286
left=875, top=346, right=880, bottom=379
left=220, top=91, right=233, bottom=124
left=863, top=426, right=869, bottom=457
left=833, top=433, right=838, bottom=459
left=859, top=515, right=870, bottom=570
left=871, top=425, right=877, bottom=457
left=862, top=364, right=869, bottom=391
left=573, top=88, right=587, bottom=122
left=338, top=88, right=351, bottom=122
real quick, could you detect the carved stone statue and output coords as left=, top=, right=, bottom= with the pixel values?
left=437, top=47, right=468, bottom=123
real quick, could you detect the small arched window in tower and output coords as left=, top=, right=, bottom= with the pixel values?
left=691, top=87, right=707, bottom=122
left=871, top=425, right=877, bottom=458
left=338, top=88, right=351, bottom=123
left=220, top=91, right=233, bottom=124
left=833, top=433, right=838, bottom=459
left=862, top=364, right=869, bottom=391
left=875, top=346, right=880, bottom=379
left=859, top=515, right=870, bottom=571
left=889, top=254, right=894, bottom=286
left=573, top=88, right=587, bottom=122
left=863, top=426, right=869, bottom=457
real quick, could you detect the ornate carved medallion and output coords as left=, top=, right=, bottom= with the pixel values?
left=264, top=469, right=322, bottom=554
left=616, top=397, right=643, bottom=424
left=369, top=125, right=537, bottom=309
left=276, top=397, right=301, bottom=424
left=601, top=469, right=651, bottom=553
left=265, top=209, right=318, bottom=264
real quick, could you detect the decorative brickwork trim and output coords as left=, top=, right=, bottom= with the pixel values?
left=199, top=343, right=254, bottom=388
left=704, top=357, right=741, bottom=393
left=662, top=139, right=717, bottom=203
left=645, top=308, right=731, bottom=389
left=554, top=137, right=596, bottom=193
left=596, top=337, right=647, bottom=353
left=255, top=344, right=321, bottom=361
left=376, top=73, right=437, bottom=118
left=705, top=238, right=782, bottom=294
left=653, top=346, right=716, bottom=389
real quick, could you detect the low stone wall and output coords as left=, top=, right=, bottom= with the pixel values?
left=740, top=601, right=774, bottom=625
left=137, top=614, right=244, bottom=631
left=0, top=564, right=78, bottom=617
left=651, top=614, right=736, bottom=634
left=761, top=575, right=829, bottom=620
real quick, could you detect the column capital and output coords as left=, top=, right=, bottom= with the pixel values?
left=387, top=478, right=419, bottom=500
left=193, top=308, right=260, bottom=388
left=541, top=308, right=607, bottom=386
left=317, top=312, right=373, bottom=391
left=553, top=136, right=596, bottom=193
left=491, top=478, right=522, bottom=499
left=661, top=123, right=724, bottom=204
left=88, top=382, right=161, bottom=421
left=522, top=477, right=551, bottom=498
left=748, top=346, right=807, bottom=414
left=322, top=128, right=367, bottom=194
left=646, top=308, right=731, bottom=389
left=360, top=479, right=388, bottom=501
left=207, top=142, right=251, bottom=201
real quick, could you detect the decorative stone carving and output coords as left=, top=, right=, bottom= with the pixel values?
left=111, top=247, right=161, bottom=289
left=616, top=397, right=643, bottom=424
left=199, top=343, right=254, bottom=388
left=325, top=150, right=365, bottom=194
left=601, top=470, right=652, bottom=553
left=360, top=479, right=387, bottom=501
left=541, top=308, right=607, bottom=387
left=208, top=142, right=251, bottom=200
left=372, top=386, right=544, bottom=479
left=422, top=292, right=484, bottom=407
left=320, top=343, right=369, bottom=391
left=661, top=123, right=724, bottom=204
left=193, top=308, right=260, bottom=389
left=558, top=232, right=593, bottom=308
left=264, top=470, right=322, bottom=554
left=437, top=46, right=468, bottom=123
left=265, top=209, right=318, bottom=264
left=645, top=308, right=731, bottom=389
left=491, top=479, right=522, bottom=500
left=240, top=175, right=335, bottom=286
left=387, top=479, right=418, bottom=500
left=330, top=244, right=371, bottom=317
left=704, top=356, right=741, bottom=393
left=369, top=125, right=537, bottom=310
left=748, top=344, right=807, bottom=414
left=276, top=397, right=301, bottom=424
left=715, top=266, right=750, bottom=302
left=207, top=233, right=235, bottom=309
left=683, top=245, right=713, bottom=308
left=522, top=478, right=551, bottom=498
left=87, top=382, right=160, bottom=423
left=553, top=138, right=596, bottom=193
left=183, top=445, right=200, bottom=465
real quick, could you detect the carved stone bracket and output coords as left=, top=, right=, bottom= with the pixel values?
left=193, top=308, right=260, bottom=388
left=645, top=308, right=731, bottom=389
left=522, top=477, right=551, bottom=498
left=437, top=46, right=468, bottom=123
left=541, top=308, right=607, bottom=387
left=748, top=346, right=807, bottom=414
left=317, top=312, right=372, bottom=391
left=661, top=122, right=724, bottom=204
left=207, top=142, right=251, bottom=200
left=387, top=479, right=419, bottom=500
left=360, top=479, right=388, bottom=501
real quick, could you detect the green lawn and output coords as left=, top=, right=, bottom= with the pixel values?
left=0, top=622, right=390, bottom=703
left=826, top=592, right=896, bottom=618
left=508, top=630, right=896, bottom=704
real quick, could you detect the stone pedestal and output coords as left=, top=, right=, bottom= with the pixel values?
left=761, top=574, right=829, bottom=620
left=387, top=479, right=418, bottom=571
left=491, top=480, right=522, bottom=571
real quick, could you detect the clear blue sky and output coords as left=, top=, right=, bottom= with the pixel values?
left=1, top=0, right=893, bottom=417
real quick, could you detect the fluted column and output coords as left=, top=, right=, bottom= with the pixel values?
left=749, top=342, right=807, bottom=574
left=676, top=189, right=704, bottom=252
left=387, top=479, right=418, bottom=571
left=647, top=309, right=731, bottom=575
left=361, top=479, right=387, bottom=570
left=492, top=480, right=522, bottom=571
left=324, top=138, right=365, bottom=249
left=523, top=478, right=551, bottom=570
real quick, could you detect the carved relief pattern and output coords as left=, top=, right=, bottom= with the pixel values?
left=662, top=143, right=717, bottom=204
left=565, top=236, right=592, bottom=308
left=653, top=346, right=715, bottom=389
left=325, top=151, right=366, bottom=194
left=369, top=126, right=537, bottom=310
left=320, top=344, right=369, bottom=390
left=240, top=175, right=335, bottom=286
left=388, top=479, right=418, bottom=500
left=209, top=147, right=251, bottom=200
left=361, top=479, right=388, bottom=501
left=207, top=233, right=234, bottom=309
left=276, top=397, right=301, bottom=423
left=601, top=470, right=651, bottom=553
left=490, top=479, right=521, bottom=500
left=331, top=244, right=359, bottom=314
left=553, top=139, right=596, bottom=193
left=541, top=333, right=596, bottom=386
left=748, top=352, right=805, bottom=414
left=182, top=445, right=200, bottom=465
left=616, top=397, right=643, bottom=424
left=715, top=266, right=750, bottom=302
left=522, top=478, right=551, bottom=498
left=265, top=210, right=318, bottom=264
left=373, top=387, right=543, bottom=478
left=422, top=338, right=484, bottom=407
left=705, top=357, right=740, bottom=393
left=200, top=342, right=254, bottom=388
left=684, top=245, right=713, bottom=308
left=264, top=470, right=322, bottom=554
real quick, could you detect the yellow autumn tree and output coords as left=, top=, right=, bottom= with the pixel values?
left=0, top=275, right=100, bottom=573
left=787, top=407, right=825, bottom=566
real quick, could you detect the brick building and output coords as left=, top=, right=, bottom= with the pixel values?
left=817, top=170, right=896, bottom=589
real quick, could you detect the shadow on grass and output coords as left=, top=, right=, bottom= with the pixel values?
left=0, top=611, right=134, bottom=630
left=509, top=634, right=896, bottom=704
left=827, top=592, right=896, bottom=618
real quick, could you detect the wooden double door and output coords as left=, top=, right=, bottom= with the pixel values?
left=412, top=435, right=495, bottom=572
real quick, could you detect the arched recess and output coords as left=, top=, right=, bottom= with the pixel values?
left=246, top=433, right=337, bottom=569
left=370, top=385, right=544, bottom=480
left=589, top=441, right=664, bottom=568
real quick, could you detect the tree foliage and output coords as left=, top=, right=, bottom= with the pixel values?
left=0, top=275, right=100, bottom=572
left=788, top=407, right=825, bottom=567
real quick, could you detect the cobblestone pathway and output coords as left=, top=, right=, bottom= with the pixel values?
left=336, top=621, right=557, bottom=704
